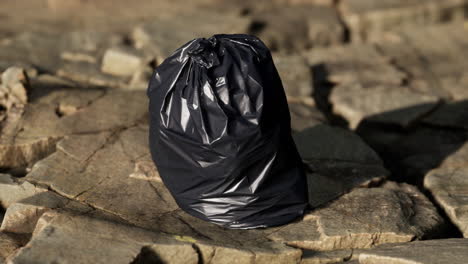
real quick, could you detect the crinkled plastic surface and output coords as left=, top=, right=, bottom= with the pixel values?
left=147, top=34, right=307, bottom=229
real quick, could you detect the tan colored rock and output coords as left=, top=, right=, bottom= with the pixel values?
left=0, top=67, right=30, bottom=124
left=424, top=167, right=468, bottom=237
left=9, top=211, right=198, bottom=264
left=376, top=25, right=468, bottom=101
left=273, top=0, right=334, bottom=6
left=301, top=249, right=355, bottom=264
left=251, top=5, right=343, bottom=52
left=0, top=81, right=147, bottom=168
left=0, top=191, right=90, bottom=234
left=289, top=102, right=326, bottom=133
left=330, top=82, right=440, bottom=129
left=128, top=66, right=153, bottom=90
left=26, top=126, right=179, bottom=230
left=101, top=47, right=144, bottom=77
left=131, top=12, right=250, bottom=64
left=342, top=0, right=467, bottom=42
left=306, top=44, right=405, bottom=86
left=274, top=54, right=313, bottom=97
left=57, top=61, right=124, bottom=88
left=60, top=51, right=97, bottom=63
left=358, top=238, right=468, bottom=264
left=306, top=44, right=441, bottom=129
left=268, top=181, right=445, bottom=251
left=0, top=67, right=29, bottom=107
left=136, top=243, right=198, bottom=264
left=0, top=174, right=46, bottom=209
left=0, top=31, right=119, bottom=75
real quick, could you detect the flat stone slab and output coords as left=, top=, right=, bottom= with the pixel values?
left=8, top=211, right=199, bottom=264
left=308, top=25, right=468, bottom=129
left=0, top=174, right=46, bottom=209
left=8, top=210, right=302, bottom=264
left=376, top=24, right=468, bottom=101
left=273, top=54, right=313, bottom=98
left=357, top=238, right=468, bottom=264
left=425, top=166, right=468, bottom=237
left=267, top=181, right=445, bottom=251
left=131, top=11, right=250, bottom=64
left=0, top=75, right=147, bottom=168
left=341, top=0, right=467, bottom=42
left=301, top=248, right=355, bottom=264
left=250, top=5, right=343, bottom=52
left=306, top=44, right=439, bottom=129
left=0, top=31, right=119, bottom=75
left=6, top=119, right=441, bottom=259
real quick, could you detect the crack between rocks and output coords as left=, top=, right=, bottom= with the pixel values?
left=173, top=215, right=214, bottom=242
left=146, top=181, right=169, bottom=204
left=344, top=248, right=354, bottom=261
left=206, top=247, right=217, bottom=264
left=34, top=182, right=142, bottom=228
left=190, top=243, right=203, bottom=264
left=373, top=41, right=450, bottom=100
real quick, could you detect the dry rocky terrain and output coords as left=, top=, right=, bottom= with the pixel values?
left=1, top=0, right=468, bottom=263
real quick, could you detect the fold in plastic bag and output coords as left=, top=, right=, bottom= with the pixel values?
left=147, top=34, right=307, bottom=229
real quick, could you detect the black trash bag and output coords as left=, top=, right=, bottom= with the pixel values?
left=147, top=34, right=307, bottom=229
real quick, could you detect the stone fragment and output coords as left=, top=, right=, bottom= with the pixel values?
left=293, top=125, right=388, bottom=206
left=0, top=67, right=30, bottom=123
left=0, top=191, right=90, bottom=234
left=9, top=211, right=197, bottom=264
left=101, top=47, right=144, bottom=77
left=0, top=174, right=46, bottom=209
left=424, top=167, right=468, bottom=237
left=268, top=181, right=445, bottom=251
left=358, top=238, right=468, bottom=264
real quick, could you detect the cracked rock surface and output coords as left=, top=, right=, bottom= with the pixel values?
left=1, top=1, right=468, bottom=263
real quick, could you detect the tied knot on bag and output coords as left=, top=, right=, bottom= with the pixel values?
left=188, top=37, right=221, bottom=69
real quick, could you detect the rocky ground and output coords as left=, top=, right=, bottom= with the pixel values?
left=1, top=0, right=468, bottom=263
